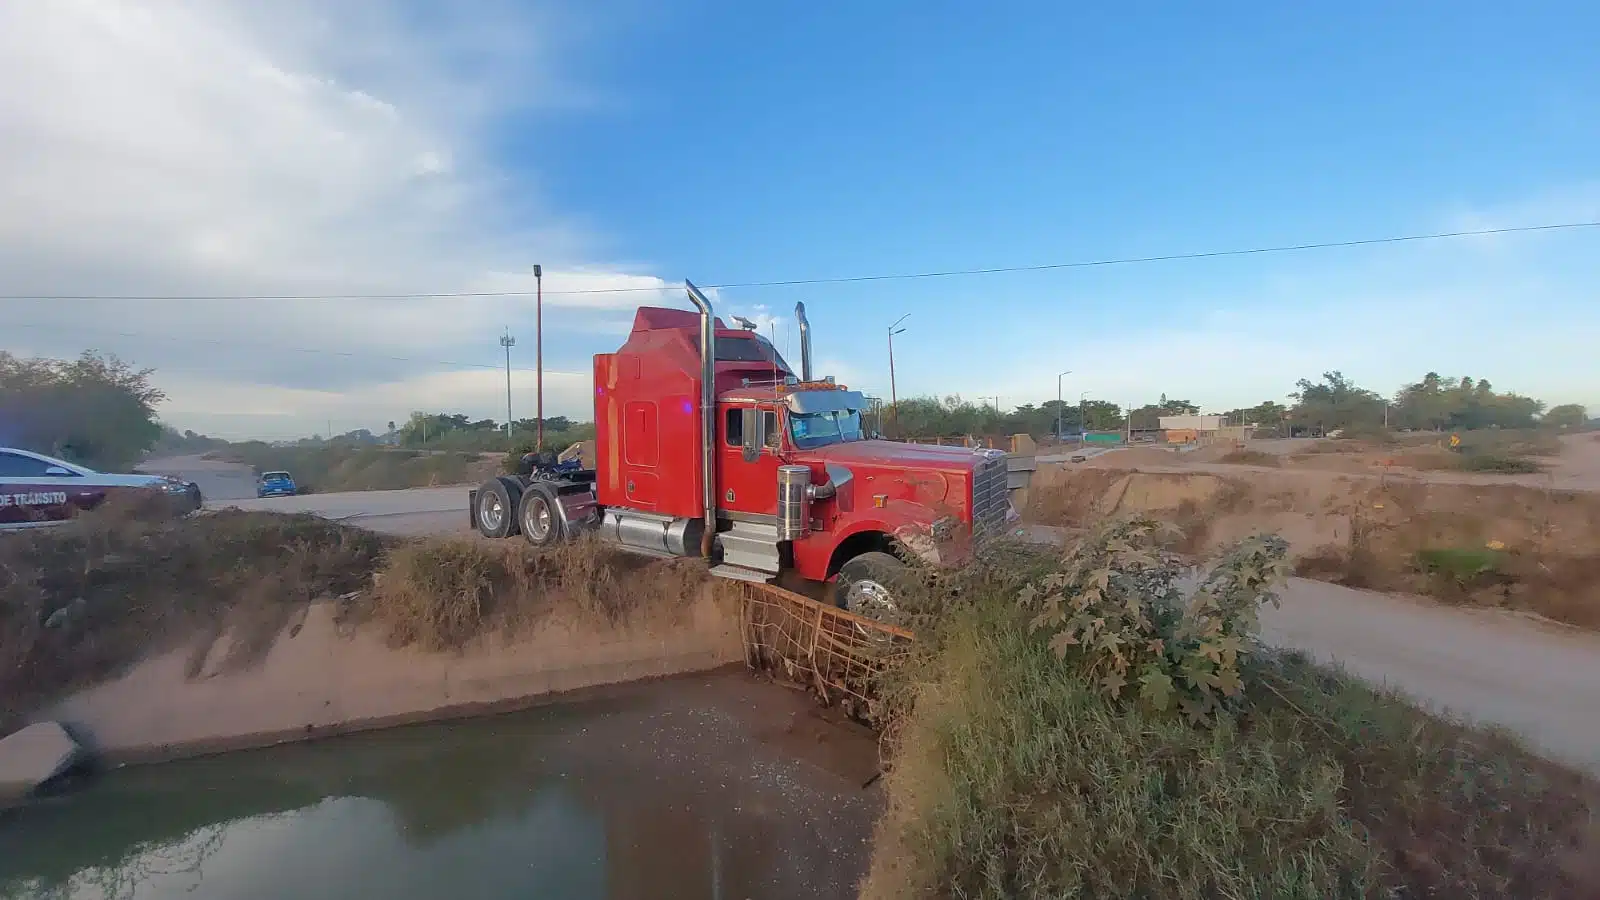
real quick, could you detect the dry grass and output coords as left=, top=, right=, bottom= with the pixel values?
left=362, top=534, right=711, bottom=651
left=861, top=561, right=1600, bottom=899
left=1, top=505, right=716, bottom=731
left=1217, top=448, right=1281, bottom=467
left=0, top=506, right=389, bottom=731
left=1023, top=468, right=1126, bottom=526
left=1028, top=469, right=1600, bottom=629
left=1291, top=481, right=1600, bottom=628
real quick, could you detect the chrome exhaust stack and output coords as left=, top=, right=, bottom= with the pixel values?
left=685, top=280, right=718, bottom=558
left=794, top=301, right=813, bottom=382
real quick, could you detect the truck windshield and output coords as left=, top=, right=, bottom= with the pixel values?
left=789, top=409, right=863, bottom=450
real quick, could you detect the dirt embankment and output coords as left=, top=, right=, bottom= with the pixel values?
left=1025, top=465, right=1600, bottom=628
left=1, top=506, right=743, bottom=759
left=1175, top=430, right=1600, bottom=490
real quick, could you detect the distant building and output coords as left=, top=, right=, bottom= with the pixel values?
left=1157, top=414, right=1224, bottom=432
left=1156, top=414, right=1253, bottom=445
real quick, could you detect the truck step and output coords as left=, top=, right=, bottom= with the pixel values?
left=708, top=564, right=774, bottom=584
left=716, top=520, right=782, bottom=575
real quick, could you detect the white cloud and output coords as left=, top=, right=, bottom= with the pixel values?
left=159, top=367, right=595, bottom=441
left=0, top=1, right=650, bottom=437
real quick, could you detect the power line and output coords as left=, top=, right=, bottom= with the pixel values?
left=1, top=320, right=588, bottom=376
left=0, top=220, right=1594, bottom=302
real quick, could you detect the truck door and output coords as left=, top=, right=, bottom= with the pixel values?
left=718, top=404, right=781, bottom=517
left=620, top=399, right=661, bottom=510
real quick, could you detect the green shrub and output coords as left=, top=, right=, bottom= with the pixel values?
left=862, top=523, right=1599, bottom=899
left=1457, top=452, right=1542, bottom=474
left=1021, top=518, right=1287, bottom=725
left=1416, top=546, right=1504, bottom=584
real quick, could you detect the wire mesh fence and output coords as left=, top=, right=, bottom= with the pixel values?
left=737, top=581, right=913, bottom=723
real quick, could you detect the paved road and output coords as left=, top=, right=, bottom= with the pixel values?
left=138, top=454, right=261, bottom=502
left=148, top=454, right=1600, bottom=774
left=145, top=455, right=477, bottom=531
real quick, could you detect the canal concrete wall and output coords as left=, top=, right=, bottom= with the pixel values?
left=43, top=586, right=745, bottom=763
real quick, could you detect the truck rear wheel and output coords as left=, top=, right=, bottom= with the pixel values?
left=474, top=478, right=522, bottom=539
left=836, top=551, right=909, bottom=619
left=518, top=487, right=563, bottom=548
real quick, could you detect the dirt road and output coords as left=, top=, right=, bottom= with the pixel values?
left=1260, top=578, right=1600, bottom=774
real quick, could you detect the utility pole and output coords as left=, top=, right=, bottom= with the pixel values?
left=888, top=314, right=910, bottom=432
left=500, top=328, right=516, bottom=447
left=1080, top=390, right=1089, bottom=438
left=1055, top=370, right=1072, bottom=440
left=534, top=264, right=544, bottom=451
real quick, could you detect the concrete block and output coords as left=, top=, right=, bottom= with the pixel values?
left=0, top=722, right=81, bottom=801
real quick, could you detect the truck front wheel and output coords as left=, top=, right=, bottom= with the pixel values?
left=835, top=551, right=909, bottom=619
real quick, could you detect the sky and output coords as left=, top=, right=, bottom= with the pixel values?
left=1, top=1, right=1597, bottom=440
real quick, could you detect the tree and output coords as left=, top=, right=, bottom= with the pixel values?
left=1392, top=373, right=1545, bottom=431
left=1125, top=396, right=1197, bottom=432
left=1157, top=394, right=1199, bottom=415
left=1391, top=372, right=1450, bottom=431
left=1288, top=371, right=1386, bottom=434
left=1544, top=404, right=1587, bottom=429
left=0, top=351, right=166, bottom=468
left=1223, top=401, right=1288, bottom=428
left=1081, top=401, right=1125, bottom=431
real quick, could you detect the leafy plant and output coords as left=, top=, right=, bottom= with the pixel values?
left=1414, top=546, right=1507, bottom=596
left=1019, top=517, right=1288, bottom=725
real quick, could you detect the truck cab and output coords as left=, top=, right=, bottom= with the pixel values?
left=471, top=282, right=1010, bottom=613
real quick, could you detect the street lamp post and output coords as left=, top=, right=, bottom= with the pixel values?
left=1080, top=390, right=1089, bottom=439
left=1055, top=370, right=1073, bottom=441
left=500, top=329, right=516, bottom=447
left=888, top=314, right=910, bottom=432
left=534, top=264, right=544, bottom=451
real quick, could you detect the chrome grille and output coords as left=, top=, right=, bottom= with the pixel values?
left=970, top=450, right=1009, bottom=540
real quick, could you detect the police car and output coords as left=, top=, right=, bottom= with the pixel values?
left=0, top=447, right=202, bottom=529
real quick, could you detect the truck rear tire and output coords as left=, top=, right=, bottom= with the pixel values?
left=836, top=551, right=909, bottom=619
left=518, top=486, right=563, bottom=548
left=474, top=477, right=522, bottom=539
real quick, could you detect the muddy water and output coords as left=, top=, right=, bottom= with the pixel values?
left=0, top=676, right=882, bottom=900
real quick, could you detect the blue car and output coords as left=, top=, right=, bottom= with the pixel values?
left=257, top=471, right=297, bottom=498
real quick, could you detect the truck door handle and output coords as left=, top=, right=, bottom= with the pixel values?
left=626, top=479, right=635, bottom=492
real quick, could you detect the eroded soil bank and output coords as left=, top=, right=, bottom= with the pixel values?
left=2, top=673, right=883, bottom=900
left=1025, top=465, right=1600, bottom=628
left=44, top=589, right=744, bottom=763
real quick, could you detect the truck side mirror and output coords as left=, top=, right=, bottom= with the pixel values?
left=741, top=408, right=761, bottom=462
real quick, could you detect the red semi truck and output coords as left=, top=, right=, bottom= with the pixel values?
left=470, top=281, right=1010, bottom=612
